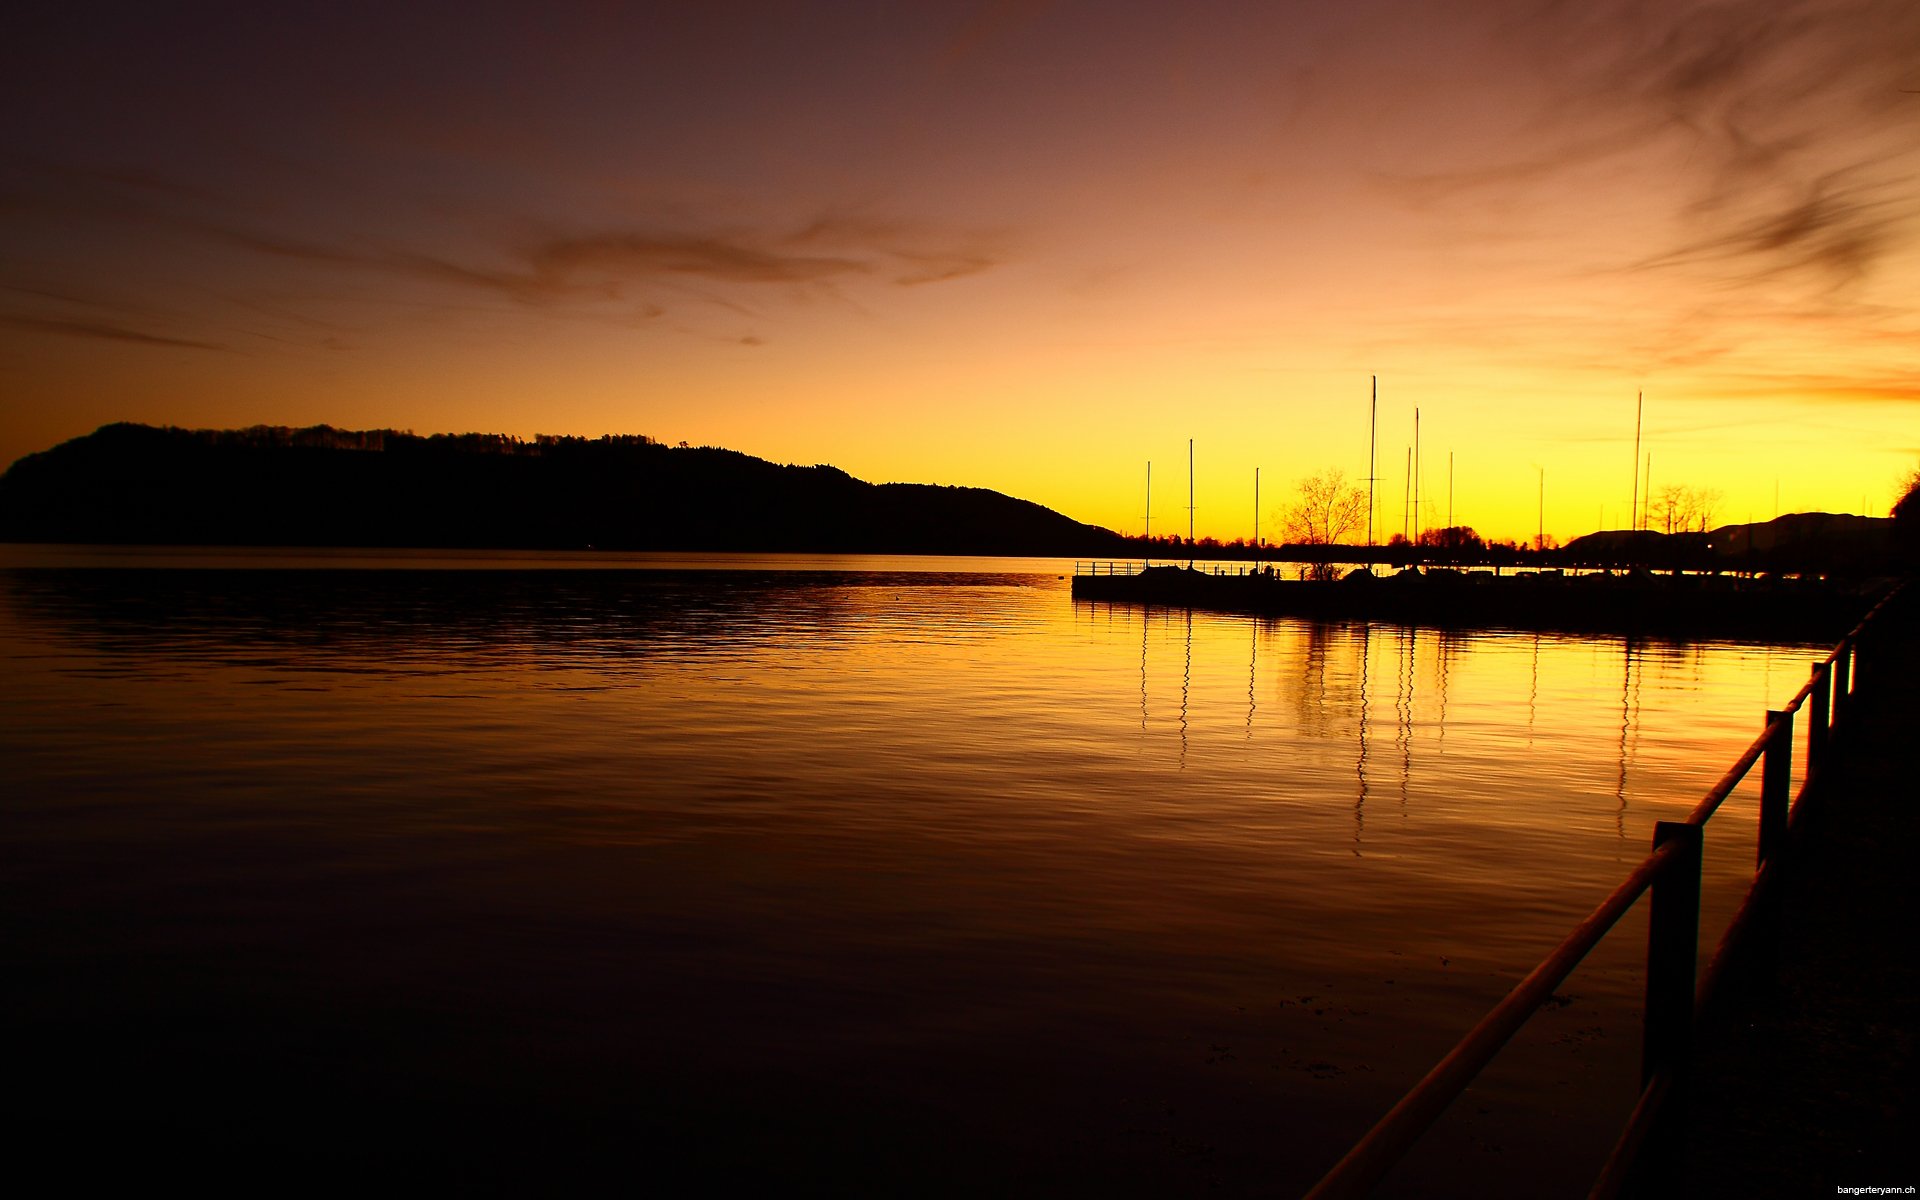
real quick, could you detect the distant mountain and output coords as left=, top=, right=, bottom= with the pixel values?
left=1706, top=511, right=1896, bottom=566
left=0, top=423, right=1126, bottom=556
left=1558, top=527, right=1701, bottom=564
left=1561, top=512, right=1898, bottom=573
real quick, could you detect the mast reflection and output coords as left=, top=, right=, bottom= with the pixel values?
left=1354, top=621, right=1371, bottom=855
left=1616, top=633, right=1635, bottom=841
left=1397, top=625, right=1415, bottom=813
left=1246, top=619, right=1258, bottom=741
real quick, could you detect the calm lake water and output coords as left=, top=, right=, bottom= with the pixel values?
left=0, top=547, right=1832, bottom=1196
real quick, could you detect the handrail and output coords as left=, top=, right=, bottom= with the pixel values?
left=1304, top=840, right=1684, bottom=1199
left=1302, top=578, right=1908, bottom=1199
left=1682, top=716, right=1779, bottom=825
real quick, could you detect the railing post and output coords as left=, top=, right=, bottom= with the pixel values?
left=1807, top=663, right=1830, bottom=784
left=1643, top=821, right=1703, bottom=1089
left=1831, top=644, right=1851, bottom=731
left=1759, top=709, right=1792, bottom=867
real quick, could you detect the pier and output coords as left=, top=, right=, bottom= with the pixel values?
left=1071, top=561, right=1891, bottom=642
left=1300, top=581, right=1916, bottom=1197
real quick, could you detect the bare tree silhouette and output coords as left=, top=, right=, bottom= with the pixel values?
left=1283, top=469, right=1367, bottom=580
left=1652, top=485, right=1721, bottom=535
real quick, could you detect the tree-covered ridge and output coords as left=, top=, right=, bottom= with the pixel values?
left=0, top=423, right=1123, bottom=555
left=150, top=423, right=698, bottom=455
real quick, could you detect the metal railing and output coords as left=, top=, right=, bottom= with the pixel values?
left=1304, top=581, right=1908, bottom=1200
left=1073, top=560, right=1280, bottom=577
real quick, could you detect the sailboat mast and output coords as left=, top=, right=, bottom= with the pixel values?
left=1144, top=461, right=1152, bottom=566
left=1403, top=447, right=1411, bottom=545
left=1368, top=376, right=1377, bottom=550
left=1188, top=438, right=1195, bottom=568
left=1631, top=390, right=1642, bottom=531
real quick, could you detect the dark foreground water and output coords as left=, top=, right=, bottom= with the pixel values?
left=0, top=549, right=1830, bottom=1196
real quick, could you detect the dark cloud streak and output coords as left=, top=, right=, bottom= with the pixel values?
left=1395, top=0, right=1920, bottom=289
left=1599, top=0, right=1919, bottom=286
left=535, top=233, right=870, bottom=286
left=182, top=202, right=997, bottom=310
left=1637, top=167, right=1902, bottom=286
left=6, top=152, right=1002, bottom=351
left=0, top=312, right=226, bottom=351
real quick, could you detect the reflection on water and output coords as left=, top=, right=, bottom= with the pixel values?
left=0, top=556, right=1828, bottom=1197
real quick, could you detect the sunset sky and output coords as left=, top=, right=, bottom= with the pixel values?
left=4, top=0, right=1918, bottom=543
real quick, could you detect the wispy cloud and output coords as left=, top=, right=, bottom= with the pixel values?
left=8, top=156, right=1005, bottom=349
left=504, top=231, right=870, bottom=296
left=195, top=209, right=999, bottom=308
left=0, top=273, right=235, bottom=351
left=1595, top=0, right=1919, bottom=286
left=1636, top=167, right=1902, bottom=286
left=0, top=312, right=226, bottom=350
left=1713, top=370, right=1920, bottom=405
left=1388, top=0, right=1920, bottom=288
left=890, top=250, right=998, bottom=286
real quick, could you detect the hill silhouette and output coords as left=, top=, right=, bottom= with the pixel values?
left=1560, top=512, right=1897, bottom=575
left=0, top=423, right=1126, bottom=556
